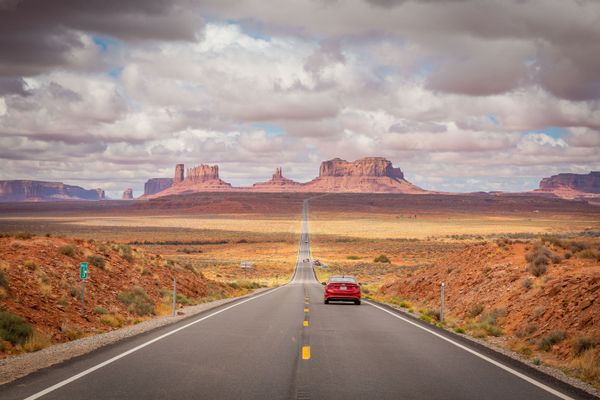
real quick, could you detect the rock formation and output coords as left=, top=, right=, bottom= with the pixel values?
left=252, top=167, right=301, bottom=191
left=539, top=172, right=600, bottom=194
left=0, top=180, right=105, bottom=202
left=144, top=178, right=173, bottom=196
left=303, top=157, right=424, bottom=193
left=319, top=157, right=404, bottom=179
left=147, top=157, right=424, bottom=198
left=122, top=188, right=134, bottom=200
left=174, top=164, right=185, bottom=184
left=147, top=163, right=232, bottom=197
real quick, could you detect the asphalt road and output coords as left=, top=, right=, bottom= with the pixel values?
left=0, top=200, right=594, bottom=400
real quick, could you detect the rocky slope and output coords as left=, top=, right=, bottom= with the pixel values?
left=0, top=181, right=104, bottom=202
left=537, top=172, right=600, bottom=199
left=378, top=239, right=600, bottom=387
left=0, top=234, right=234, bottom=356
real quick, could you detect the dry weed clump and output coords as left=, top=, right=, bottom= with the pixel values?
left=525, top=243, right=559, bottom=276
left=538, top=330, right=566, bottom=351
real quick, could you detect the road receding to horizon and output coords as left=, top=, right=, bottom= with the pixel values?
left=0, top=200, right=596, bottom=400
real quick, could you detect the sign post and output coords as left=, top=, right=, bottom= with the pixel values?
left=440, top=282, right=445, bottom=323
left=172, top=277, right=177, bottom=317
left=80, top=262, right=88, bottom=311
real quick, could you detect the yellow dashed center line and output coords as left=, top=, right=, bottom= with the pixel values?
left=304, top=308, right=309, bottom=313
left=302, top=346, right=311, bottom=360
left=303, top=320, right=309, bottom=327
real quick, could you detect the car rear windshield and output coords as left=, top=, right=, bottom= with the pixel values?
left=329, top=277, right=356, bottom=283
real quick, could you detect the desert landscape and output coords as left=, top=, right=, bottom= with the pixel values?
left=1, top=187, right=599, bottom=389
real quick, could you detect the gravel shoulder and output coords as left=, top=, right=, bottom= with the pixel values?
left=0, top=288, right=270, bottom=385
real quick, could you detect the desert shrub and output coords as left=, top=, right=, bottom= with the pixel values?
left=481, top=308, right=507, bottom=326
left=531, top=306, right=546, bottom=320
left=176, top=293, right=194, bottom=305
left=550, top=254, right=562, bottom=264
left=100, top=314, right=123, bottom=328
left=564, top=252, right=572, bottom=259
left=527, top=260, right=548, bottom=277
left=515, top=323, right=538, bottom=338
left=59, top=244, right=76, bottom=257
left=538, top=330, right=566, bottom=351
left=69, top=286, right=81, bottom=298
left=0, top=310, right=33, bottom=345
left=454, top=327, right=465, bottom=334
left=14, top=232, right=33, bottom=240
left=61, top=323, right=83, bottom=341
left=0, top=271, right=8, bottom=290
left=23, top=331, right=52, bottom=352
left=579, top=249, right=600, bottom=262
left=118, top=286, right=155, bottom=316
left=568, top=241, right=588, bottom=253
left=573, top=336, right=597, bottom=356
left=23, top=260, right=37, bottom=271
left=374, top=254, right=391, bottom=263
left=522, top=278, right=533, bottom=290
left=87, top=255, right=105, bottom=269
left=228, top=282, right=240, bottom=289
left=347, top=255, right=360, bottom=260
left=141, top=268, right=151, bottom=276
left=468, top=303, right=484, bottom=318
left=93, top=306, right=108, bottom=315
left=116, top=244, right=133, bottom=262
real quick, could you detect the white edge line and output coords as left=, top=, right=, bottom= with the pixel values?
left=365, top=300, right=575, bottom=400
left=24, top=286, right=286, bottom=400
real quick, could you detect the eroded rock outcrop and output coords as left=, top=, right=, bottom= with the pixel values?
left=148, top=163, right=232, bottom=197
left=304, top=157, right=423, bottom=193
left=252, top=167, right=301, bottom=191
left=539, top=172, right=600, bottom=194
left=122, top=188, right=133, bottom=200
left=144, top=178, right=173, bottom=196
left=0, top=180, right=105, bottom=202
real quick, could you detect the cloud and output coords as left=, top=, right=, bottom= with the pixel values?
left=0, top=1, right=599, bottom=194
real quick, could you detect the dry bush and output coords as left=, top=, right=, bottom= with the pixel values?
left=59, top=244, right=76, bottom=257
left=573, top=336, right=598, bottom=356
left=538, top=330, right=566, bottom=351
left=0, top=310, right=32, bottom=345
left=23, top=331, right=52, bottom=352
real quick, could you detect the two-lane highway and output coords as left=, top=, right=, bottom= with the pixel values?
left=0, top=200, right=592, bottom=399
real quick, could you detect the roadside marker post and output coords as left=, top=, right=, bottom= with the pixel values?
left=172, top=277, right=177, bottom=316
left=440, top=282, right=445, bottom=322
left=79, top=262, right=89, bottom=311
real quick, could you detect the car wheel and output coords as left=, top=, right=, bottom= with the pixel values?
left=324, top=299, right=329, bottom=304
left=355, top=300, right=361, bottom=305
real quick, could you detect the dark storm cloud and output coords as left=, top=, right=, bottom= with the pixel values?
left=0, top=76, right=28, bottom=95
left=0, top=0, right=203, bottom=76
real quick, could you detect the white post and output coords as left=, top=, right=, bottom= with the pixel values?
left=440, top=282, right=445, bottom=322
left=172, top=277, right=177, bottom=317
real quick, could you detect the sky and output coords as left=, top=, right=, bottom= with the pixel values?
left=0, top=0, right=599, bottom=197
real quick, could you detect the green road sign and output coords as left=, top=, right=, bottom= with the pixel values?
left=80, top=262, right=89, bottom=279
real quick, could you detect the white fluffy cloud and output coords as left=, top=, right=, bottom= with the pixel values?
left=0, top=0, right=599, bottom=196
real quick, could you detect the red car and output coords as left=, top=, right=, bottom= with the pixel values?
left=323, top=276, right=361, bottom=305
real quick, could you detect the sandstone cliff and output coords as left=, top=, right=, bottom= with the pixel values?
left=0, top=180, right=105, bottom=202
left=144, top=178, right=173, bottom=196
left=148, top=163, right=232, bottom=198
left=303, top=157, right=424, bottom=193
left=539, top=171, right=600, bottom=194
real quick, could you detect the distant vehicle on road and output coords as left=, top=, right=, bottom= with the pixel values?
left=323, top=276, right=361, bottom=305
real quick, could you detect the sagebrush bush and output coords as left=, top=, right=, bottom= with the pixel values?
left=14, top=232, right=34, bottom=240
left=0, top=271, right=8, bottom=290
left=59, top=244, right=76, bottom=257
left=468, top=303, right=484, bottom=318
left=87, top=255, right=105, bottom=269
left=24, top=260, right=37, bottom=271
left=0, top=310, right=33, bottom=345
left=573, top=336, right=597, bottom=356
left=538, top=330, right=566, bottom=351
left=374, top=254, right=390, bottom=263
left=118, top=286, right=154, bottom=316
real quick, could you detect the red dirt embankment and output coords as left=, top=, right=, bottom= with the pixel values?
left=0, top=234, right=232, bottom=355
left=379, top=239, right=600, bottom=386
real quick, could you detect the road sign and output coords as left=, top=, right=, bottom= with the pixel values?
left=80, top=262, right=89, bottom=279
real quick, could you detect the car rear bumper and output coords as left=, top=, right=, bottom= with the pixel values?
left=324, top=292, right=361, bottom=301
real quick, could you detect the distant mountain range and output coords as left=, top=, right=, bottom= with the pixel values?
left=1, top=159, right=598, bottom=202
